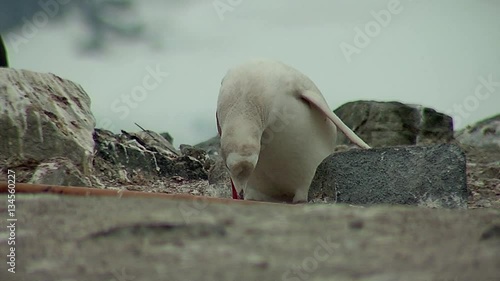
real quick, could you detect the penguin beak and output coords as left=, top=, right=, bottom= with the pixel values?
left=229, top=164, right=252, bottom=200
left=230, top=178, right=244, bottom=199
left=226, top=154, right=257, bottom=200
left=230, top=179, right=239, bottom=199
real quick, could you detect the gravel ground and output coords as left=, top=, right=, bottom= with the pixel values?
left=460, top=144, right=500, bottom=209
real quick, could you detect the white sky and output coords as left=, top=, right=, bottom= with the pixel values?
left=7, top=0, right=500, bottom=146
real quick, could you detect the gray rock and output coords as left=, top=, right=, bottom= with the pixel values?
left=93, top=129, right=208, bottom=182
left=29, top=157, right=91, bottom=187
left=0, top=68, right=95, bottom=175
left=207, top=156, right=230, bottom=185
left=127, top=129, right=180, bottom=156
left=180, top=144, right=209, bottom=162
left=171, top=155, right=209, bottom=180
left=334, top=101, right=454, bottom=147
left=194, top=135, right=220, bottom=158
left=309, top=144, right=468, bottom=208
left=455, top=114, right=500, bottom=148
left=180, top=144, right=216, bottom=173
left=159, top=132, right=174, bottom=144
left=193, top=136, right=238, bottom=187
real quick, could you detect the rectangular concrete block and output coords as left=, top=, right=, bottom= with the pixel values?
left=309, top=144, right=468, bottom=208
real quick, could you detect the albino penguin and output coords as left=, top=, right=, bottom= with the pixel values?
left=216, top=59, right=370, bottom=203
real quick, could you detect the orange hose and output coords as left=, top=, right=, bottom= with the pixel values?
left=0, top=182, right=282, bottom=206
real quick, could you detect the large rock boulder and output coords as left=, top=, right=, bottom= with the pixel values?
left=334, top=101, right=454, bottom=147
left=0, top=69, right=95, bottom=180
left=310, top=144, right=468, bottom=208
left=456, top=114, right=500, bottom=148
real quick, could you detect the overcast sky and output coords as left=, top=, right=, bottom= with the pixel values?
left=7, top=0, right=500, bottom=146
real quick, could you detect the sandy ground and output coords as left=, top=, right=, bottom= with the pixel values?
left=0, top=194, right=498, bottom=281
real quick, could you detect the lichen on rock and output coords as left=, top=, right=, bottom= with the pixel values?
left=0, top=68, right=95, bottom=181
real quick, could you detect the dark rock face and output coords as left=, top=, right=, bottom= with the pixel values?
left=194, top=135, right=230, bottom=186
left=456, top=114, right=500, bottom=148
left=207, top=156, right=230, bottom=185
left=129, top=130, right=180, bottom=156
left=310, top=144, right=468, bottom=208
left=0, top=35, right=7, bottom=67
left=334, top=101, right=454, bottom=147
left=93, top=129, right=210, bottom=184
left=194, top=135, right=220, bottom=158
